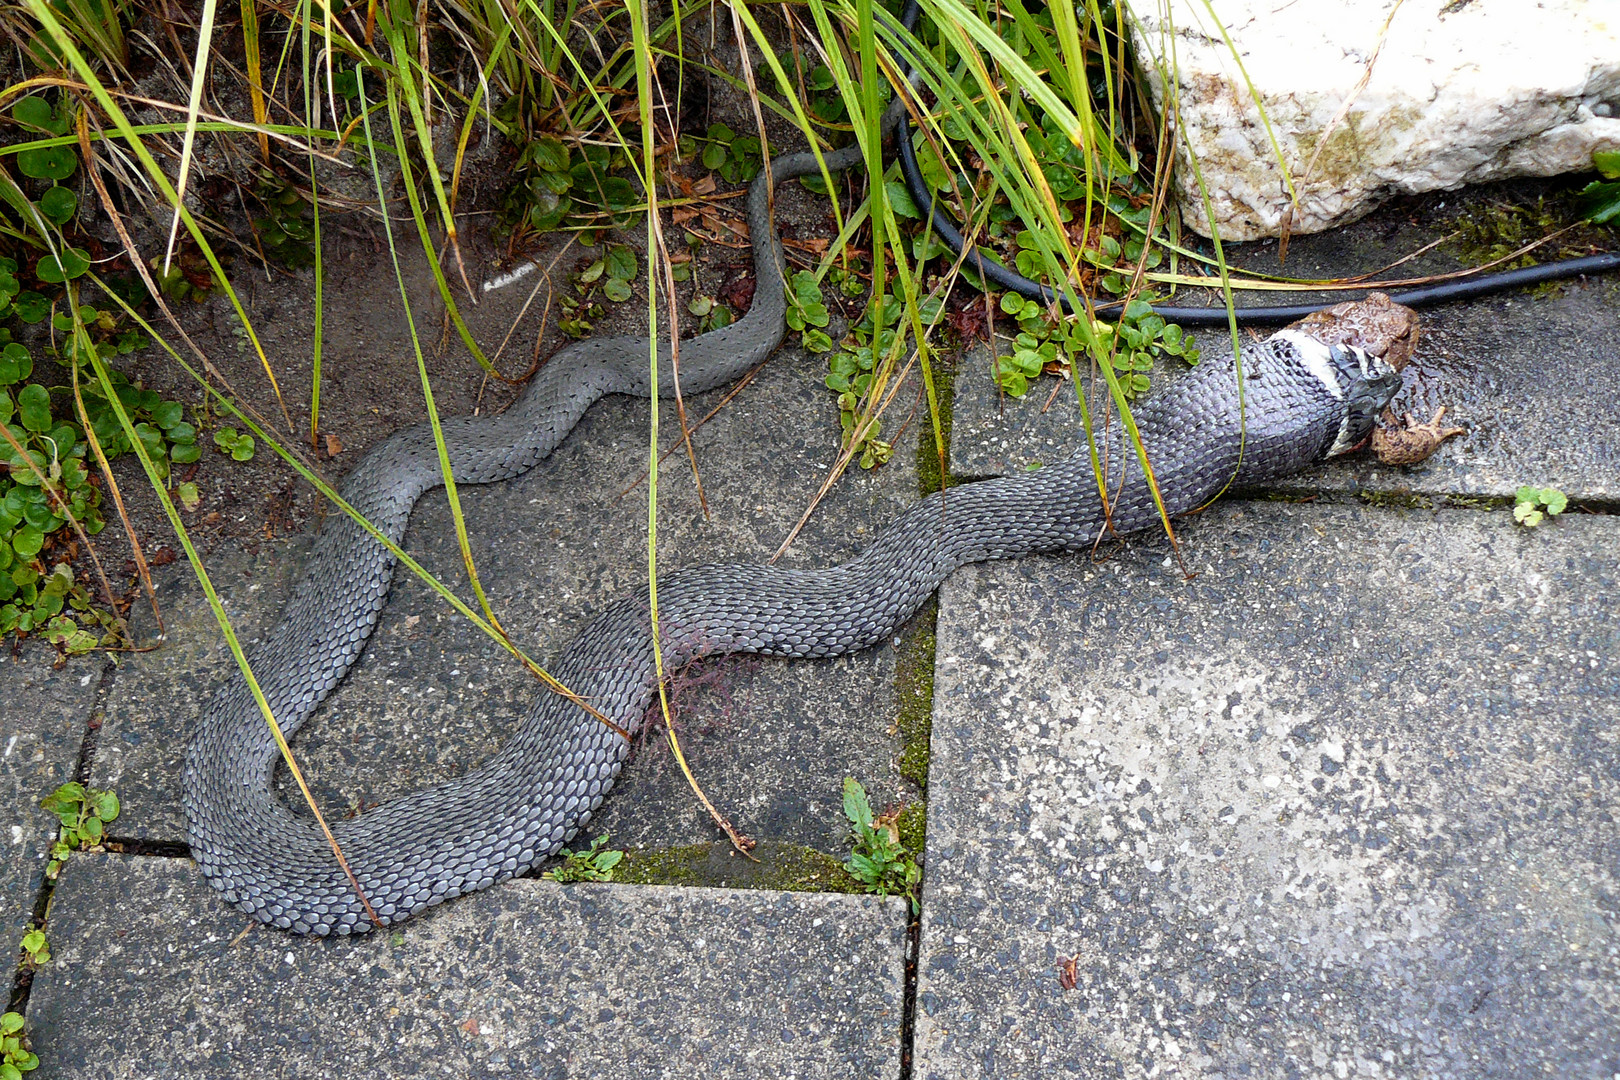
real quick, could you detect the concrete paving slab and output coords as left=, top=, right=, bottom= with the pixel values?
left=92, top=541, right=310, bottom=843
left=916, top=502, right=1619, bottom=1080
left=950, top=225, right=1620, bottom=502
left=93, top=347, right=924, bottom=861
left=1, top=645, right=102, bottom=940
left=27, top=853, right=908, bottom=1080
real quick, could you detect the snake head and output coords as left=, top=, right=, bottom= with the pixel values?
left=1272, top=330, right=1403, bottom=458
left=1277, top=294, right=1417, bottom=459
left=1323, top=342, right=1403, bottom=456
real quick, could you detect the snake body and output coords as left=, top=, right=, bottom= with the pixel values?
left=184, top=146, right=1403, bottom=935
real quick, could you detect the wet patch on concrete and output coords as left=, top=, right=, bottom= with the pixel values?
left=915, top=502, right=1619, bottom=1079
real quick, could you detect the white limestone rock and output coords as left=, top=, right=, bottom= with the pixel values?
left=1129, top=0, right=1620, bottom=240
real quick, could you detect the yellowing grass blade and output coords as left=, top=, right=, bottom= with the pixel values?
left=161, top=0, right=219, bottom=274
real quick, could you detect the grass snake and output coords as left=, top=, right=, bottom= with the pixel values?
left=183, top=142, right=1407, bottom=935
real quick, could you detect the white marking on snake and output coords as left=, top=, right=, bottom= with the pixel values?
left=1275, top=330, right=1343, bottom=401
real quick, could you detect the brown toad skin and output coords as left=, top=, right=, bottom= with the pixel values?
left=1371, top=407, right=1467, bottom=466
left=1289, top=292, right=1462, bottom=465
left=1289, top=291, right=1420, bottom=373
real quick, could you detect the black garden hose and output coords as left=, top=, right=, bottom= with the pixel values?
left=891, top=0, right=1620, bottom=326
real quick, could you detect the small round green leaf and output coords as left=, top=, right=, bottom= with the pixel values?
left=11, top=525, right=43, bottom=559
left=17, top=383, right=51, bottom=433
left=38, top=185, right=77, bottom=225
left=604, top=245, right=637, bottom=281
left=151, top=399, right=184, bottom=429
left=11, top=96, right=52, bottom=129
left=0, top=343, right=30, bottom=385
left=17, top=144, right=77, bottom=181
left=12, top=292, right=49, bottom=324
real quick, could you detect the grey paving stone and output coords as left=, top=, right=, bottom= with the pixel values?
left=1, top=645, right=102, bottom=941
left=950, top=239, right=1620, bottom=501
left=93, top=540, right=310, bottom=842
left=94, top=346, right=924, bottom=858
left=915, top=502, right=1619, bottom=1080
left=28, top=853, right=907, bottom=1080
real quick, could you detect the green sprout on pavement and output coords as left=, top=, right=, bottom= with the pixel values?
left=1514, top=486, right=1567, bottom=527
left=39, top=781, right=119, bottom=879
left=19, top=927, right=49, bottom=968
left=542, top=834, right=624, bottom=883
left=211, top=426, right=255, bottom=462
left=3, top=1010, right=39, bottom=1077
left=841, top=777, right=920, bottom=913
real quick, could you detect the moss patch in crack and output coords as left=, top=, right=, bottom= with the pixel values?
left=1356, top=489, right=1433, bottom=511
left=1442, top=494, right=1509, bottom=512
left=915, top=359, right=960, bottom=496
left=893, top=600, right=937, bottom=792
left=1451, top=191, right=1617, bottom=284
left=895, top=802, right=927, bottom=858
left=613, top=840, right=857, bottom=892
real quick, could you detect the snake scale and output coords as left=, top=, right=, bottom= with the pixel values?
left=184, top=143, right=1407, bottom=935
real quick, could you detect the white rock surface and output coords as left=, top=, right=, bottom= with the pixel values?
left=1130, top=0, right=1620, bottom=240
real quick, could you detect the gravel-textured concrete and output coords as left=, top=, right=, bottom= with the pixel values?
left=1, top=646, right=101, bottom=941
left=28, top=853, right=908, bottom=1079
left=91, top=541, right=309, bottom=842
left=92, top=347, right=923, bottom=861
left=914, top=503, right=1619, bottom=1080
left=951, top=251, right=1620, bottom=502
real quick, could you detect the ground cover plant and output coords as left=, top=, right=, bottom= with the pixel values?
left=1, top=1009, right=38, bottom=1076
left=841, top=776, right=921, bottom=912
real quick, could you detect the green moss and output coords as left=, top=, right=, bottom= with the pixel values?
left=893, top=600, right=937, bottom=792
left=1451, top=192, right=1614, bottom=281
left=1355, top=489, right=1432, bottom=511
left=915, top=358, right=959, bottom=496
left=1442, top=494, right=1508, bottom=512
left=895, top=802, right=927, bottom=856
left=613, top=840, right=857, bottom=893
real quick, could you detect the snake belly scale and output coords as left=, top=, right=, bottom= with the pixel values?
left=183, top=146, right=1404, bottom=935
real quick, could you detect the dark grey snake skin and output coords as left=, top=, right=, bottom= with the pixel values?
left=183, top=146, right=1403, bottom=935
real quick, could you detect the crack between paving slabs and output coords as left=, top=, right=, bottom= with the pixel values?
left=9, top=653, right=115, bottom=1015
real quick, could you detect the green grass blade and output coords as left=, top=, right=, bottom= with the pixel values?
left=365, top=64, right=508, bottom=649
left=69, top=284, right=381, bottom=926
left=160, top=0, right=219, bottom=272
